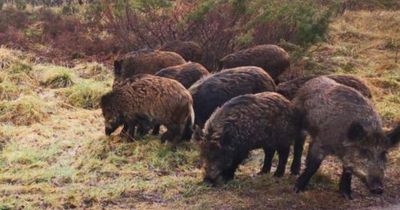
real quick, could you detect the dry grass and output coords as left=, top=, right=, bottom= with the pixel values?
left=0, top=10, right=400, bottom=210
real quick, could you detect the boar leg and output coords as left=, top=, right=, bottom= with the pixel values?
left=260, top=147, right=275, bottom=174
left=275, top=146, right=290, bottom=177
left=294, top=143, right=325, bottom=193
left=152, top=124, right=161, bottom=135
left=291, top=133, right=306, bottom=175
left=339, top=167, right=353, bottom=200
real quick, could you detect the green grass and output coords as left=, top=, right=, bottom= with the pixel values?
left=0, top=9, right=400, bottom=210
left=0, top=94, right=52, bottom=125
left=34, top=65, right=75, bottom=88
left=63, top=80, right=110, bottom=109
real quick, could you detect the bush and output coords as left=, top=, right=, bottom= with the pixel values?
left=91, top=0, right=335, bottom=69
left=63, top=80, right=110, bottom=109
left=0, top=95, right=51, bottom=125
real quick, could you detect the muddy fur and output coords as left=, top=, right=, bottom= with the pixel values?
left=155, top=62, right=210, bottom=88
left=277, top=75, right=372, bottom=100
left=200, top=92, right=303, bottom=185
left=160, top=41, right=203, bottom=63
left=189, top=66, right=276, bottom=131
left=292, top=76, right=400, bottom=199
left=100, top=74, right=194, bottom=145
left=113, top=50, right=186, bottom=81
left=219, top=45, right=290, bottom=82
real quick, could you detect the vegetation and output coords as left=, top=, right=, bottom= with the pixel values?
left=0, top=1, right=399, bottom=209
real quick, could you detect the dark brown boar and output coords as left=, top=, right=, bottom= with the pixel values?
left=160, top=41, right=203, bottom=63
left=189, top=66, right=276, bottom=135
left=219, top=45, right=290, bottom=82
left=200, top=92, right=303, bottom=185
left=293, top=76, right=400, bottom=199
left=277, top=75, right=372, bottom=100
left=113, top=50, right=186, bottom=80
left=100, top=75, right=194, bottom=145
left=155, top=62, right=210, bottom=89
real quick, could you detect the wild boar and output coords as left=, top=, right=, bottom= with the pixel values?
left=100, top=74, right=194, bottom=145
left=113, top=49, right=186, bottom=81
left=293, top=76, right=400, bottom=199
left=160, top=40, right=203, bottom=63
left=219, top=45, right=290, bottom=82
left=200, top=92, right=303, bottom=185
left=277, top=75, right=372, bottom=100
left=187, top=66, right=276, bottom=140
left=155, top=62, right=210, bottom=89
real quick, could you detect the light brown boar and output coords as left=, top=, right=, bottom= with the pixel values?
left=160, top=41, right=203, bottom=63
left=113, top=49, right=186, bottom=81
left=219, top=45, right=290, bottom=82
left=100, top=75, right=194, bottom=145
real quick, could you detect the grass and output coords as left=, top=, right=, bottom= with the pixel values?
left=0, top=9, right=399, bottom=210
left=0, top=94, right=52, bottom=126
left=63, top=80, right=111, bottom=109
left=33, top=65, right=75, bottom=88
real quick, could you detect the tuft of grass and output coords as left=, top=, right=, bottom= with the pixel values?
left=0, top=47, right=30, bottom=70
left=34, top=65, right=75, bottom=88
left=0, top=95, right=52, bottom=125
left=0, top=80, right=21, bottom=101
left=63, top=80, right=110, bottom=109
left=73, top=62, right=111, bottom=81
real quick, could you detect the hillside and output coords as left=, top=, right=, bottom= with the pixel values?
left=0, top=10, right=399, bottom=210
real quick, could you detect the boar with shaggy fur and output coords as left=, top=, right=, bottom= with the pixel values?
left=113, top=50, right=186, bottom=81
left=100, top=75, right=194, bottom=145
left=155, top=62, right=210, bottom=88
left=219, top=45, right=290, bottom=82
left=200, top=92, right=303, bottom=185
left=293, top=77, right=400, bottom=199
left=277, top=75, right=372, bottom=100
left=189, top=66, right=276, bottom=131
left=160, top=41, right=203, bottom=63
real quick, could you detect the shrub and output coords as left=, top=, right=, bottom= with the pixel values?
left=63, top=80, right=110, bottom=109
left=92, top=0, right=335, bottom=69
left=0, top=95, right=51, bottom=125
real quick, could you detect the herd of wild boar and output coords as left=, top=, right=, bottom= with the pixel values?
left=100, top=41, right=400, bottom=199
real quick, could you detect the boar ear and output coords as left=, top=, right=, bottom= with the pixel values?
left=386, top=124, right=400, bottom=148
left=347, top=122, right=366, bottom=141
left=114, top=59, right=123, bottom=76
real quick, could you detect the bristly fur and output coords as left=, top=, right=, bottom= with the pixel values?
left=113, top=50, right=185, bottom=80
left=219, top=44, right=290, bottom=82
left=277, top=75, right=372, bottom=100
left=155, top=62, right=210, bottom=88
left=189, top=66, right=276, bottom=129
left=101, top=74, right=193, bottom=144
left=201, top=92, right=303, bottom=184
left=160, top=41, right=203, bottom=63
left=292, top=76, right=393, bottom=198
